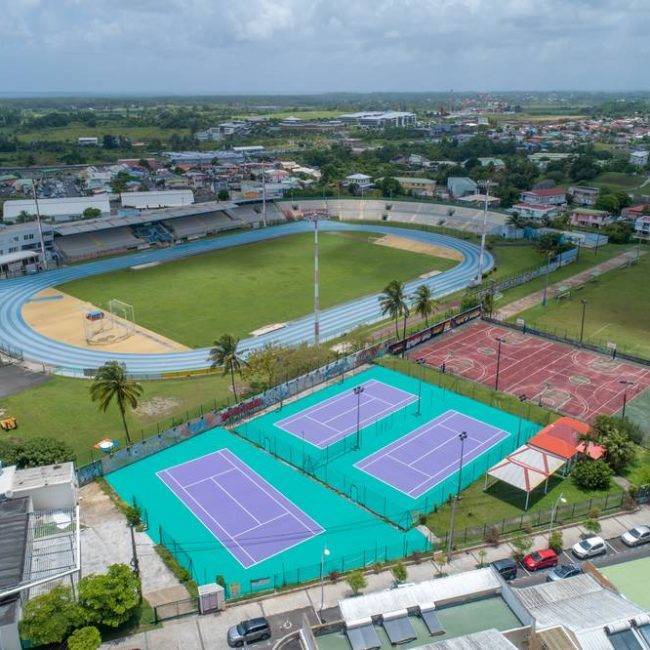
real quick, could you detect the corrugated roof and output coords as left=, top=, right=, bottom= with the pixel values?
left=0, top=497, right=29, bottom=591
left=425, top=629, right=517, bottom=649
left=488, top=445, right=565, bottom=493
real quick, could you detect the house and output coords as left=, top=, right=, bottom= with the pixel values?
left=629, top=150, right=649, bottom=167
left=343, top=173, right=373, bottom=191
left=393, top=177, right=437, bottom=197
left=77, top=136, right=98, bottom=146
left=634, top=215, right=650, bottom=238
left=520, top=187, right=567, bottom=206
left=447, top=176, right=478, bottom=198
left=570, top=207, right=613, bottom=228
left=510, top=203, right=560, bottom=221
left=569, top=185, right=600, bottom=206
left=477, top=157, right=505, bottom=168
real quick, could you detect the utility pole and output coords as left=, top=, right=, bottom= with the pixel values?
left=354, top=385, right=364, bottom=449
left=129, top=524, right=142, bottom=603
left=579, top=299, right=587, bottom=344
left=261, top=164, right=267, bottom=227
left=313, top=214, right=320, bottom=346
left=476, top=179, right=490, bottom=283
left=31, top=178, right=48, bottom=271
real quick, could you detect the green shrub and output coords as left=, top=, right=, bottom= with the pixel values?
left=583, top=518, right=602, bottom=535
left=67, top=626, right=101, bottom=650
left=572, top=459, right=613, bottom=491
left=511, top=533, right=533, bottom=562
left=548, top=530, right=563, bottom=553
left=346, top=571, right=367, bottom=595
left=124, top=505, right=141, bottom=527
left=391, top=562, right=407, bottom=583
left=0, top=436, right=76, bottom=468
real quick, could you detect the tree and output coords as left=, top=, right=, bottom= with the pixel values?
left=90, top=361, right=143, bottom=446
left=511, top=532, right=533, bottom=562
left=0, top=436, right=76, bottom=468
left=346, top=570, right=366, bottom=595
left=535, top=232, right=565, bottom=256
left=78, top=564, right=140, bottom=629
left=591, top=416, right=637, bottom=472
left=379, top=280, right=408, bottom=339
left=210, top=334, right=245, bottom=401
left=594, top=414, right=643, bottom=445
left=412, top=285, right=436, bottom=326
left=548, top=530, right=563, bottom=554
left=379, top=176, right=402, bottom=197
left=572, top=459, right=613, bottom=491
left=506, top=212, right=526, bottom=229
left=242, top=344, right=281, bottom=390
left=391, top=562, right=407, bottom=584
left=19, top=586, right=84, bottom=647
left=83, top=207, right=101, bottom=219
left=217, top=189, right=230, bottom=201
left=67, top=626, right=102, bottom=650
left=583, top=518, right=602, bottom=535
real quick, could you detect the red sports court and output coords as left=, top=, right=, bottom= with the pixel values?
left=410, top=320, right=650, bottom=422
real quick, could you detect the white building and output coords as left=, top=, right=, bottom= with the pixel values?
left=120, top=189, right=195, bottom=209
left=340, top=111, right=416, bottom=128
left=0, top=221, right=54, bottom=256
left=634, top=215, right=650, bottom=238
left=629, top=150, right=649, bottom=167
left=2, top=195, right=111, bottom=223
left=77, top=136, right=99, bottom=146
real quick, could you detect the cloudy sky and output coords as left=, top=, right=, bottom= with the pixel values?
left=1, top=0, right=648, bottom=94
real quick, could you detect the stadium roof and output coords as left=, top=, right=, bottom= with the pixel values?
left=0, top=250, right=41, bottom=266
left=53, top=200, right=236, bottom=236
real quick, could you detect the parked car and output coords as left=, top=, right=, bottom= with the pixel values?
left=621, top=525, right=650, bottom=547
left=523, top=549, right=558, bottom=572
left=572, top=536, right=606, bottom=559
left=227, top=618, right=271, bottom=647
left=491, top=558, right=518, bottom=581
left=547, top=564, right=583, bottom=581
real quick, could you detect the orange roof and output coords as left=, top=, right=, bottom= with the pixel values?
left=528, top=432, right=576, bottom=459
left=529, top=417, right=604, bottom=459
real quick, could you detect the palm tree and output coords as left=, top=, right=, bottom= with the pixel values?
left=209, top=334, right=245, bottom=401
left=402, top=302, right=410, bottom=341
left=379, top=280, right=408, bottom=339
left=90, top=361, right=143, bottom=446
left=506, top=212, right=525, bottom=229
left=412, top=285, right=437, bottom=326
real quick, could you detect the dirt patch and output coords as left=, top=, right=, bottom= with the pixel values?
left=22, top=288, right=189, bottom=354
left=133, top=396, right=182, bottom=418
left=373, top=234, right=464, bottom=261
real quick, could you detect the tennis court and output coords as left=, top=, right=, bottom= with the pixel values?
left=411, top=320, right=650, bottom=422
left=157, top=449, right=323, bottom=568
left=275, top=379, right=416, bottom=448
left=355, top=411, right=509, bottom=498
left=240, top=365, right=540, bottom=526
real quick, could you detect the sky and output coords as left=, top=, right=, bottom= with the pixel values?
left=0, top=0, right=649, bottom=95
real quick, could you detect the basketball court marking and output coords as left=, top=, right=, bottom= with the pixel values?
left=412, top=321, right=650, bottom=421
left=157, top=449, right=323, bottom=568
left=275, top=379, right=417, bottom=448
left=354, top=410, right=509, bottom=498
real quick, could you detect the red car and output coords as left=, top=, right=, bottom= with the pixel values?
left=522, top=548, right=558, bottom=572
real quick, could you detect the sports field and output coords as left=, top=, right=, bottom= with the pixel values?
left=58, top=231, right=453, bottom=347
left=510, top=251, right=650, bottom=358
left=238, top=365, right=539, bottom=526
left=411, top=320, right=650, bottom=422
left=107, top=427, right=428, bottom=594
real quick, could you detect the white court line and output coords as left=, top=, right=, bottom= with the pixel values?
left=234, top=512, right=288, bottom=538
left=158, top=469, right=257, bottom=566
left=182, top=467, right=237, bottom=489
left=209, top=475, right=262, bottom=526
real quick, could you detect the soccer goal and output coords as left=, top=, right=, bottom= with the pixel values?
left=83, top=299, right=135, bottom=345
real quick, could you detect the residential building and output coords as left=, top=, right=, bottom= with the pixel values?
left=343, top=173, right=373, bottom=191
left=520, top=187, right=567, bottom=206
left=510, top=203, right=560, bottom=221
left=569, top=185, right=600, bottom=206
left=527, top=152, right=574, bottom=170
left=0, top=221, right=54, bottom=257
left=393, top=177, right=437, bottom=197
left=634, top=215, right=650, bottom=238
left=77, top=136, right=99, bottom=146
left=2, top=195, right=111, bottom=223
left=569, top=207, right=613, bottom=228
left=629, top=150, right=649, bottom=167
left=447, top=176, right=478, bottom=198
left=477, top=157, right=506, bottom=168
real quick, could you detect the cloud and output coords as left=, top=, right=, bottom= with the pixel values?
left=0, top=0, right=648, bottom=92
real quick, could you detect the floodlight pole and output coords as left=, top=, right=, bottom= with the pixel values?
left=542, top=252, right=551, bottom=306
left=416, top=358, right=424, bottom=416
left=313, top=213, right=320, bottom=346
left=31, top=178, right=48, bottom=271
left=476, top=179, right=490, bottom=283
left=447, top=431, right=468, bottom=555
left=579, top=299, right=587, bottom=344
left=549, top=492, right=566, bottom=537
left=354, top=385, right=364, bottom=449
left=620, top=380, right=634, bottom=419
left=319, top=546, right=330, bottom=621
left=261, top=163, right=267, bottom=227
left=495, top=337, right=505, bottom=391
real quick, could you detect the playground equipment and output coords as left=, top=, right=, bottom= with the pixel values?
left=0, top=416, right=17, bottom=431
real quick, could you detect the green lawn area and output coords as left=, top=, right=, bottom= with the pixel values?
left=16, top=124, right=190, bottom=142
left=59, top=231, right=454, bottom=347
left=496, top=244, right=631, bottom=307
left=489, top=244, right=547, bottom=280
left=1, top=373, right=234, bottom=465
left=236, top=109, right=343, bottom=120
left=510, top=250, right=650, bottom=357
left=426, top=473, right=622, bottom=538
left=589, top=172, right=650, bottom=200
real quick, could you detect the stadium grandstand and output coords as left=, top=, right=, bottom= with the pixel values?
left=278, top=199, right=510, bottom=236
left=163, top=211, right=240, bottom=241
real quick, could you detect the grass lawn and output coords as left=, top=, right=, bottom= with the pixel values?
left=16, top=124, right=190, bottom=142
left=589, top=172, right=650, bottom=200
left=59, top=231, right=454, bottom=347
left=510, top=250, right=650, bottom=357
left=426, top=473, right=623, bottom=538
left=1, top=373, right=235, bottom=465
left=496, top=244, right=631, bottom=307
left=489, top=244, right=547, bottom=280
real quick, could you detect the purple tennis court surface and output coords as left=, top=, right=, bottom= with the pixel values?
left=157, top=449, right=323, bottom=568
left=275, top=379, right=417, bottom=449
left=355, top=410, right=509, bottom=498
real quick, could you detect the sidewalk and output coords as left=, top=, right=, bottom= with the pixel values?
left=101, top=504, right=650, bottom=649
left=494, top=249, right=643, bottom=321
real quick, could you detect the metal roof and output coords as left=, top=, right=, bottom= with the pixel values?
left=424, top=629, right=517, bottom=649
left=0, top=497, right=29, bottom=591
left=0, top=250, right=41, bottom=266
left=488, top=445, right=566, bottom=493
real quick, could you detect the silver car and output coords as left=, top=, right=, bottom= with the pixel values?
left=227, top=618, right=271, bottom=647
left=621, top=525, right=650, bottom=547
left=572, top=536, right=606, bottom=559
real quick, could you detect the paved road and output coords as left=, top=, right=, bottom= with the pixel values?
left=0, top=220, right=491, bottom=375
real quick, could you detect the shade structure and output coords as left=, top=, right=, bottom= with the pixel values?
left=528, top=416, right=604, bottom=461
left=487, top=445, right=566, bottom=509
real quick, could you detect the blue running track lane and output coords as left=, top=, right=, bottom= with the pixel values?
left=0, top=221, right=492, bottom=374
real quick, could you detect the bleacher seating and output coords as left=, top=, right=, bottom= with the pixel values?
left=55, top=227, right=146, bottom=260
left=163, top=211, right=241, bottom=240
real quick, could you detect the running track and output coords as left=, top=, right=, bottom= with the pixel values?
left=0, top=221, right=492, bottom=374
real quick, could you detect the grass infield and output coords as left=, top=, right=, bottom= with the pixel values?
left=59, top=231, right=454, bottom=347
